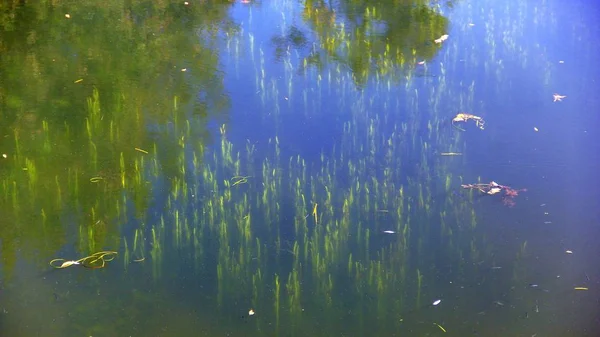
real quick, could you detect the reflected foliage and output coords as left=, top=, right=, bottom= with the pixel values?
left=0, top=0, right=234, bottom=277
left=299, top=0, right=454, bottom=85
left=272, top=26, right=310, bottom=61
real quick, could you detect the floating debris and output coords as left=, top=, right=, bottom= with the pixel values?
left=382, top=230, right=396, bottom=234
left=553, top=93, right=566, bottom=102
left=230, top=175, right=250, bottom=186
left=432, top=299, right=441, bottom=306
left=461, top=181, right=526, bottom=207
left=440, top=152, right=463, bottom=156
left=248, top=309, right=255, bottom=316
left=565, top=250, right=573, bottom=254
left=433, top=322, right=447, bottom=332
left=451, top=113, right=485, bottom=131
left=574, top=287, right=588, bottom=291
left=533, top=127, right=539, bottom=132
left=434, top=35, right=449, bottom=44
left=49, top=251, right=118, bottom=269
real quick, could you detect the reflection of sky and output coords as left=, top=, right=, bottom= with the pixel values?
left=222, top=0, right=600, bottom=333
left=225, top=1, right=342, bottom=163
left=454, top=0, right=600, bottom=221
left=224, top=1, right=600, bottom=209
left=225, top=0, right=600, bottom=199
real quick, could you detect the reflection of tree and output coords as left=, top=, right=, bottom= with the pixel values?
left=300, top=0, right=452, bottom=86
left=0, top=1, right=234, bottom=277
left=272, top=26, right=309, bottom=61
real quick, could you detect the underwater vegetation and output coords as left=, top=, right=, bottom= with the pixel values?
left=2, top=0, right=587, bottom=336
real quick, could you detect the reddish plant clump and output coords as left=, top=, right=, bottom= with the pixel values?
left=461, top=181, right=526, bottom=207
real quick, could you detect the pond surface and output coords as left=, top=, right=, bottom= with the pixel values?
left=1, top=0, right=599, bottom=336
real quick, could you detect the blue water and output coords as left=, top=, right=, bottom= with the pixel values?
left=1, top=0, right=599, bottom=336
left=221, top=1, right=600, bottom=335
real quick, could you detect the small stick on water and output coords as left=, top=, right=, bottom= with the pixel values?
left=433, top=322, right=447, bottom=333
left=451, top=113, right=485, bottom=131
left=461, top=181, right=527, bottom=207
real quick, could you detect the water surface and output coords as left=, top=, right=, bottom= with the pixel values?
left=0, top=0, right=598, bottom=336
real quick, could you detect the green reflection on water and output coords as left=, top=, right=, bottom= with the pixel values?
left=0, top=0, right=232, bottom=271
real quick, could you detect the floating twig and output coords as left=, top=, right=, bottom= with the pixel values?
left=231, top=175, right=251, bottom=186
left=49, top=251, right=118, bottom=269
left=461, top=181, right=526, bottom=206
left=452, top=113, right=485, bottom=131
